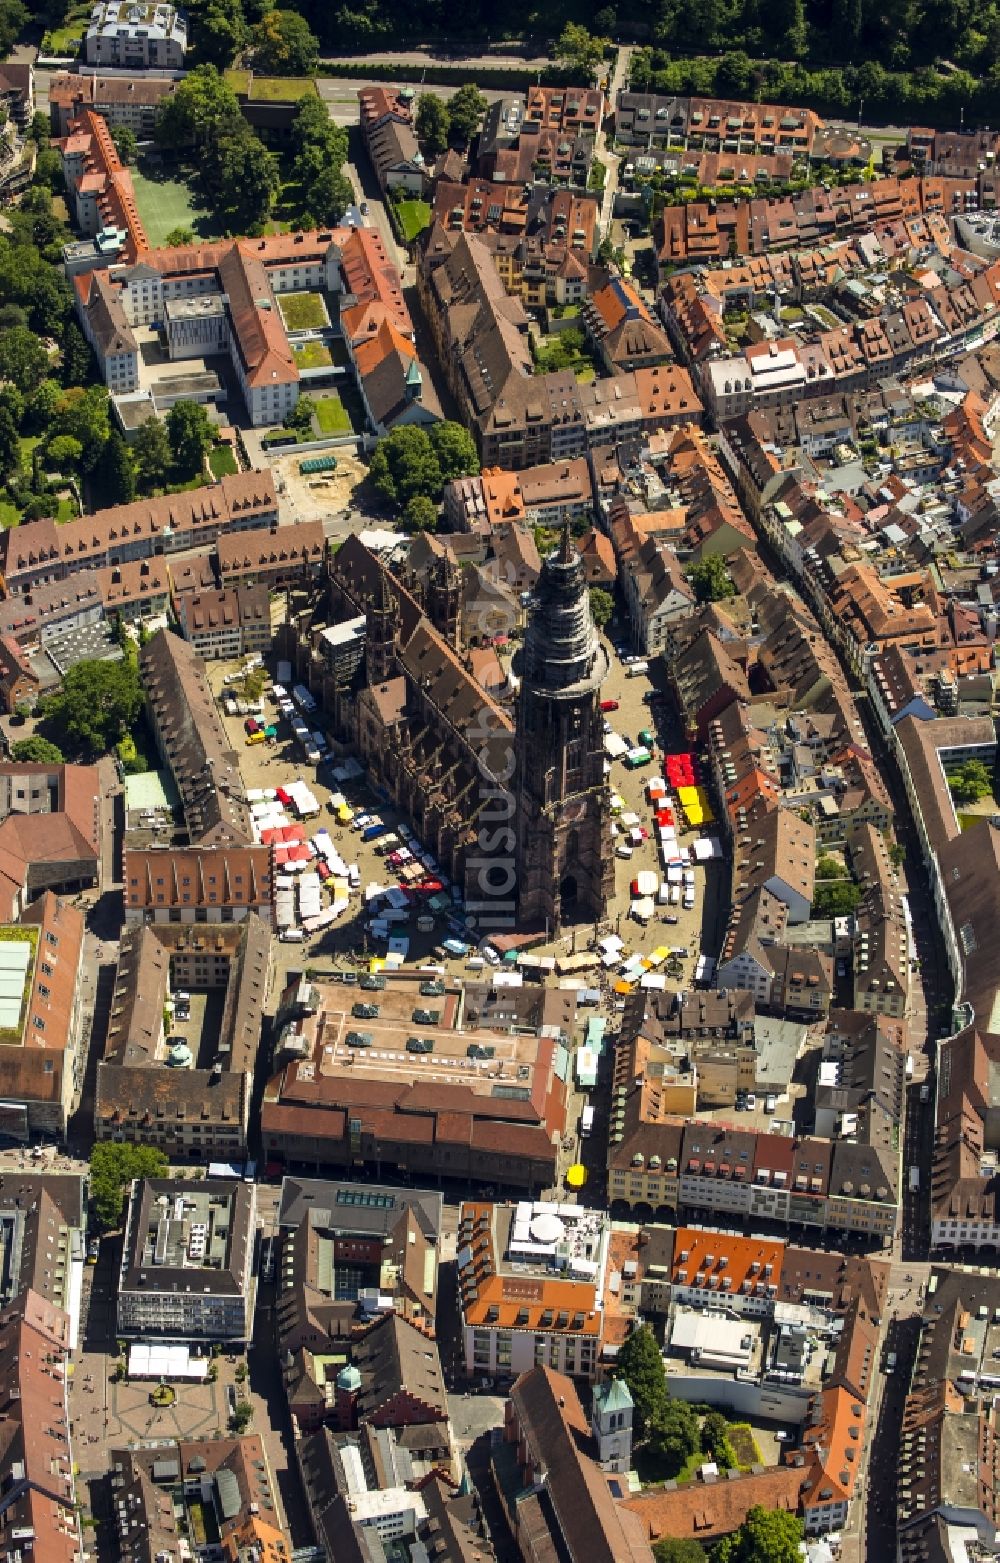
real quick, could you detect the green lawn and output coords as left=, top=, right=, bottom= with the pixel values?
left=224, top=70, right=318, bottom=102
left=0, top=499, right=18, bottom=528
left=54, top=497, right=78, bottom=521
left=130, top=161, right=224, bottom=248
left=396, top=199, right=432, bottom=242
left=279, top=292, right=329, bottom=331
left=41, top=1, right=90, bottom=54
left=293, top=340, right=334, bottom=370
left=313, top=394, right=352, bottom=434
left=209, top=444, right=238, bottom=478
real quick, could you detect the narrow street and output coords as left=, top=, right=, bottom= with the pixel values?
left=595, top=45, right=633, bottom=239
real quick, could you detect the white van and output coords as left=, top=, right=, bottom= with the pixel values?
left=626, top=661, right=649, bottom=677
left=581, top=1105, right=595, bottom=1137
left=279, top=927, right=304, bottom=942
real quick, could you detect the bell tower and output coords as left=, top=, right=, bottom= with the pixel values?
left=514, top=522, right=612, bottom=933
left=366, top=568, right=400, bottom=685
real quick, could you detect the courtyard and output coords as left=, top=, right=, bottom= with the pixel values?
left=277, top=291, right=330, bottom=332
left=130, top=160, right=224, bottom=248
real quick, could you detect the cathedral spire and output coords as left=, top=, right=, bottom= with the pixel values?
left=558, top=516, right=573, bottom=564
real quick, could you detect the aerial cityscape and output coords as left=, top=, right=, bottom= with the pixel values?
left=0, top=1, right=993, bottom=1559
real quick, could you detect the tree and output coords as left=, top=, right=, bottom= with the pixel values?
left=164, top=226, right=195, bottom=247
left=110, top=125, right=138, bottom=164
left=45, top=434, right=83, bottom=470
left=947, top=759, right=993, bottom=803
left=284, top=395, right=316, bottom=435
left=155, top=65, right=243, bottom=150
left=102, top=429, right=137, bottom=505
left=700, top=1410, right=735, bottom=1466
left=687, top=555, right=735, bottom=602
left=32, top=146, right=63, bottom=190
left=557, top=22, right=609, bottom=78
left=60, top=321, right=94, bottom=387
left=252, top=9, right=319, bottom=73
left=654, top=1542, right=707, bottom=1563
left=167, top=399, right=214, bottom=477
left=405, top=494, right=438, bottom=531
left=195, top=0, right=248, bottom=65
left=429, top=420, right=479, bottom=483
left=0, top=325, right=49, bottom=394
left=41, top=656, right=143, bottom=761
left=133, top=415, right=173, bottom=492
left=711, top=1506, right=803, bottom=1563
left=813, top=880, right=862, bottom=917
left=0, top=303, right=27, bottom=332
left=231, top=1399, right=254, bottom=1431
left=310, top=164, right=354, bottom=224
left=415, top=92, right=450, bottom=155
left=369, top=425, right=443, bottom=508
left=0, top=0, right=27, bottom=57
left=89, top=1142, right=169, bottom=1231
left=589, top=587, right=613, bottom=628
left=448, top=82, right=487, bottom=144
left=205, top=123, right=280, bottom=232
left=10, top=736, right=64, bottom=763
left=615, top=1326, right=667, bottom=1438
left=52, top=385, right=110, bottom=471
left=0, top=408, right=20, bottom=483
left=648, top=1396, right=699, bottom=1477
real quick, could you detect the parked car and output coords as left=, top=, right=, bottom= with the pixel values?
left=600, top=699, right=620, bottom=712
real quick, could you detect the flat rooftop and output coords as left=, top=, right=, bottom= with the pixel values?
left=122, top=1178, right=253, bottom=1296
left=297, top=978, right=546, bottom=1093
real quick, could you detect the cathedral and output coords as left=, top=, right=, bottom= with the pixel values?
left=277, top=523, right=612, bottom=937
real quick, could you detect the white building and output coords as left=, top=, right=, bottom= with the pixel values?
left=84, top=1, right=188, bottom=68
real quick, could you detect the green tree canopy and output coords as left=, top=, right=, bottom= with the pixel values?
left=60, top=321, right=94, bottom=387
left=45, top=434, right=83, bottom=470
left=51, top=385, right=110, bottom=471
left=589, top=587, right=613, bottom=628
left=9, top=736, right=64, bottom=764
left=711, top=1506, right=803, bottom=1563
left=687, top=555, right=736, bottom=603
left=102, top=429, right=138, bottom=505
left=191, top=0, right=248, bottom=64
left=654, top=1540, right=708, bottom=1563
left=167, top=399, right=214, bottom=477
left=369, top=425, right=443, bottom=508
left=404, top=494, right=438, bottom=531
left=252, top=8, right=319, bottom=73
left=615, top=1325, right=667, bottom=1437
left=415, top=93, right=450, bottom=155
left=205, top=122, right=280, bottom=232
left=40, top=656, right=143, bottom=761
left=165, top=226, right=195, bottom=247
left=557, top=22, right=609, bottom=77
left=89, top=1142, right=169, bottom=1231
left=447, top=82, right=487, bottom=143
left=813, top=879, right=862, bottom=917
left=947, top=759, right=993, bottom=803
left=155, top=65, right=243, bottom=149
left=428, top=420, right=480, bottom=483
left=0, top=325, right=50, bottom=394
left=648, top=1395, right=700, bottom=1477
left=110, top=124, right=138, bottom=164
left=133, top=415, right=173, bottom=492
